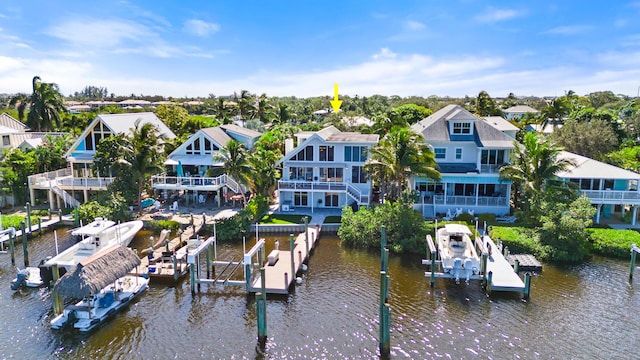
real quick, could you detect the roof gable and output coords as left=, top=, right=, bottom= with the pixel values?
left=0, top=112, right=28, bottom=132
left=97, top=112, right=175, bottom=139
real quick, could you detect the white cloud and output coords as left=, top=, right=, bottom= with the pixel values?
left=48, top=19, right=155, bottom=48
left=475, top=8, right=525, bottom=23
left=372, top=48, right=397, bottom=60
left=405, top=20, right=425, bottom=31
left=543, top=25, right=593, bottom=35
left=183, top=19, right=220, bottom=37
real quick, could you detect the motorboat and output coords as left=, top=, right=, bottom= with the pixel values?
left=43, top=220, right=144, bottom=271
left=50, top=275, right=149, bottom=332
left=71, top=217, right=115, bottom=241
left=10, top=267, right=43, bottom=290
left=436, top=224, right=481, bottom=284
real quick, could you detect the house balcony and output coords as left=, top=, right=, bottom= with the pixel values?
left=419, top=194, right=509, bottom=207
left=278, top=180, right=369, bottom=204
left=150, top=174, right=240, bottom=193
left=28, top=167, right=113, bottom=191
left=581, top=190, right=640, bottom=205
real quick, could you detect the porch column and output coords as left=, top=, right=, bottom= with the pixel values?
left=595, top=204, right=602, bottom=224
left=83, top=189, right=88, bottom=203
left=622, top=205, right=626, bottom=218
left=311, top=192, right=314, bottom=214
left=633, top=206, right=638, bottom=226
left=443, top=183, right=448, bottom=205
left=48, top=188, right=55, bottom=211
left=474, top=184, right=479, bottom=206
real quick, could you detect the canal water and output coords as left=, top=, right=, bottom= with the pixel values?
left=0, top=229, right=639, bottom=359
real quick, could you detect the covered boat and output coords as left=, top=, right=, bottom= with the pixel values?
left=10, top=267, right=43, bottom=290
left=50, top=245, right=149, bottom=332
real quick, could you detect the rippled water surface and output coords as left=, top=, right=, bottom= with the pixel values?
left=0, top=229, right=639, bottom=359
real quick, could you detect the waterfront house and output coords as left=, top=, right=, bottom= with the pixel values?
left=410, top=105, right=514, bottom=218
left=27, top=112, right=175, bottom=209
left=150, top=124, right=262, bottom=207
left=556, top=151, right=640, bottom=225
left=277, top=126, right=378, bottom=212
left=503, top=105, right=540, bottom=121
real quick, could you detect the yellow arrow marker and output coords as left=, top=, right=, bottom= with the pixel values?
left=330, top=83, right=342, bottom=113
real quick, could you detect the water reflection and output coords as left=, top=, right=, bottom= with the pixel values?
left=1, top=230, right=640, bottom=358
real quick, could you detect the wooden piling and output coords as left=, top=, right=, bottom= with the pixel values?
left=304, top=217, right=309, bottom=260
left=206, top=245, right=211, bottom=279
left=481, top=253, right=488, bottom=288
left=52, top=264, right=63, bottom=315
left=487, top=271, right=493, bottom=293
left=256, top=267, right=267, bottom=345
left=523, top=272, right=531, bottom=299
left=381, top=226, right=387, bottom=272
left=173, top=255, right=179, bottom=282
left=379, top=271, right=390, bottom=358
left=21, top=222, right=28, bottom=267
left=430, top=250, right=436, bottom=287
left=25, top=202, right=31, bottom=236
left=630, top=244, right=638, bottom=281
left=38, top=217, right=42, bottom=236
left=289, top=234, right=295, bottom=279
left=514, top=259, right=520, bottom=273
left=190, top=257, right=196, bottom=294
left=9, top=231, right=15, bottom=266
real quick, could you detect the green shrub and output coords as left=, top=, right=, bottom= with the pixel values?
left=323, top=216, right=341, bottom=223
left=489, top=226, right=554, bottom=260
left=477, top=213, right=496, bottom=225
left=0, top=214, right=27, bottom=229
left=144, top=219, right=180, bottom=233
left=245, top=194, right=269, bottom=223
left=454, top=212, right=474, bottom=224
left=588, top=228, right=640, bottom=258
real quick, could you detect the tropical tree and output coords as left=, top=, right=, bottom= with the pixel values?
left=364, top=127, right=440, bottom=202
left=500, top=132, right=575, bottom=222
left=214, top=139, right=253, bottom=206
left=234, top=90, right=256, bottom=126
left=255, top=93, right=274, bottom=123
left=392, top=103, right=432, bottom=125
left=213, top=97, right=234, bottom=124
left=539, top=98, right=571, bottom=130
left=272, top=103, right=296, bottom=125
left=10, top=76, right=66, bottom=131
left=248, top=147, right=280, bottom=198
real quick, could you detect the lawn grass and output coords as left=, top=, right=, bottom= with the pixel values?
left=323, top=215, right=341, bottom=223
left=259, top=214, right=311, bottom=224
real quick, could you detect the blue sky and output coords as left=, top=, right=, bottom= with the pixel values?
left=1, top=1, right=640, bottom=98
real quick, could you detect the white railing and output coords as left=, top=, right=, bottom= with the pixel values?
left=150, top=174, right=241, bottom=193
left=51, top=184, right=80, bottom=208
left=278, top=180, right=348, bottom=191
left=346, top=183, right=369, bottom=204
left=56, top=176, right=114, bottom=188
left=427, top=194, right=508, bottom=207
left=582, top=190, right=640, bottom=203
left=480, top=164, right=501, bottom=173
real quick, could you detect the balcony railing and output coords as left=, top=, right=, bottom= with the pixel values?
left=278, top=180, right=347, bottom=191
left=150, top=174, right=240, bottom=192
left=582, top=190, right=640, bottom=203
left=28, top=167, right=113, bottom=190
left=420, top=194, right=508, bottom=207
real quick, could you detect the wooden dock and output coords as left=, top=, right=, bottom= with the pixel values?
left=508, top=254, right=543, bottom=272
left=0, top=215, right=65, bottom=245
left=249, top=225, right=320, bottom=294
left=484, top=236, right=526, bottom=292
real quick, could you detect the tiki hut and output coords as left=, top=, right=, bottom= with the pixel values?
left=53, top=245, right=141, bottom=299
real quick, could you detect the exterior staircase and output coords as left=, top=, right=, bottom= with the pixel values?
left=51, top=183, right=81, bottom=208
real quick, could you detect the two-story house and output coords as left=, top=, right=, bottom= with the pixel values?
left=150, top=124, right=262, bottom=207
left=28, top=112, right=175, bottom=209
left=277, top=126, right=378, bottom=212
left=410, top=105, right=514, bottom=218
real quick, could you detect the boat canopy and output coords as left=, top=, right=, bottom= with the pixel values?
left=443, top=224, right=472, bottom=235
left=71, top=218, right=115, bottom=237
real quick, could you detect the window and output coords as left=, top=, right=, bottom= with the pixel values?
left=289, top=167, right=313, bottom=181
left=455, top=148, right=462, bottom=160
left=320, top=168, right=343, bottom=182
left=345, top=146, right=367, bottom=162
left=481, top=150, right=505, bottom=165
left=294, top=192, right=308, bottom=206
left=319, top=145, right=334, bottom=161
left=2, top=135, right=10, bottom=146
left=434, top=148, right=446, bottom=159
left=293, top=146, right=314, bottom=161
left=203, top=138, right=218, bottom=154
left=351, top=166, right=367, bottom=183
left=85, top=123, right=111, bottom=151
left=452, top=122, right=471, bottom=134
left=324, top=192, right=340, bottom=207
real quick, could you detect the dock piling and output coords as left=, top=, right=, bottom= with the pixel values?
left=25, top=202, right=31, bottom=236
left=523, top=272, right=531, bottom=299
left=630, top=244, right=638, bottom=281
left=21, top=222, right=28, bottom=267
left=38, top=217, right=42, bottom=236
left=9, top=231, right=15, bottom=266
left=514, top=259, right=520, bottom=273
left=304, top=216, right=309, bottom=260
left=289, top=234, right=295, bottom=279
left=487, top=271, right=493, bottom=293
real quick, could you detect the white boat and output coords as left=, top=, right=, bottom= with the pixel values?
left=436, top=224, right=481, bottom=284
left=50, top=275, right=149, bottom=332
left=10, top=267, right=43, bottom=290
left=44, top=220, right=144, bottom=270
left=71, top=217, right=115, bottom=240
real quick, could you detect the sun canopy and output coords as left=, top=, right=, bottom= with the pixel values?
left=443, top=224, right=472, bottom=235
left=53, top=245, right=141, bottom=299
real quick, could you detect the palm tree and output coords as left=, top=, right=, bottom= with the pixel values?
left=10, top=76, right=66, bottom=131
left=214, top=139, right=253, bottom=206
left=365, top=127, right=440, bottom=202
left=255, top=93, right=274, bottom=123
left=124, top=120, right=165, bottom=214
left=272, top=103, right=296, bottom=125
left=539, top=98, right=570, bottom=130
left=500, top=132, right=575, bottom=216
left=234, top=90, right=256, bottom=126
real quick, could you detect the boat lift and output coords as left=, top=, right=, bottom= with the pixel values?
left=187, top=235, right=267, bottom=294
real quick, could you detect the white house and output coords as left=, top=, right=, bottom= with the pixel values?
left=150, top=125, right=262, bottom=207
left=277, top=126, right=378, bottom=212
left=504, top=105, right=540, bottom=121
left=410, top=105, right=514, bottom=218
left=28, top=112, right=175, bottom=209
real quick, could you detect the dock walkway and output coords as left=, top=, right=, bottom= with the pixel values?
left=250, top=225, right=320, bottom=294
left=0, top=215, right=66, bottom=245
left=483, top=236, right=525, bottom=292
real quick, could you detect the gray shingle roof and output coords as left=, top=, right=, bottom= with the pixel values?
left=0, top=112, right=28, bottom=131
left=201, top=127, right=232, bottom=148
left=219, top=124, right=262, bottom=140
left=97, top=112, right=175, bottom=139
left=556, top=151, right=640, bottom=180
left=504, top=105, right=540, bottom=114
left=411, top=105, right=514, bottom=148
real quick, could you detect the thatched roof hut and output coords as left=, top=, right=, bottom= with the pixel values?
left=53, top=245, right=141, bottom=299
